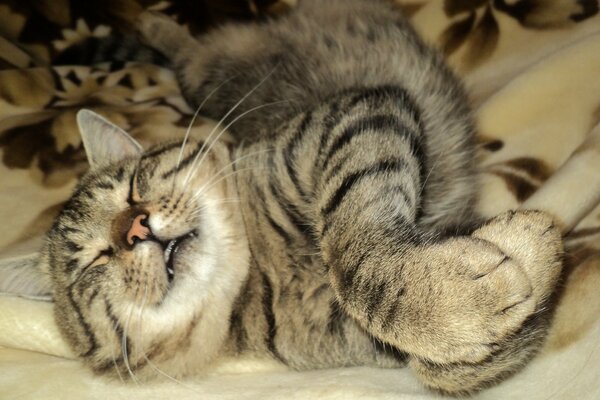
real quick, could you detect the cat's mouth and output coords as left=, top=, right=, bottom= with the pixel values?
left=162, top=230, right=197, bottom=282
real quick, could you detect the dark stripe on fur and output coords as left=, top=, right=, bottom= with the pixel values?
left=364, top=281, right=388, bottom=324
left=104, top=298, right=130, bottom=356
left=65, top=241, right=83, bottom=253
left=268, top=179, right=314, bottom=243
left=283, top=111, right=313, bottom=200
left=265, top=213, right=293, bottom=245
left=327, top=299, right=345, bottom=337
left=66, top=282, right=99, bottom=357
left=345, top=86, right=422, bottom=128
left=322, top=114, right=418, bottom=171
left=321, top=159, right=408, bottom=217
left=380, top=287, right=406, bottom=333
left=161, top=140, right=206, bottom=179
left=114, top=166, right=126, bottom=182
left=66, top=258, right=79, bottom=272
left=87, top=288, right=99, bottom=307
left=312, top=100, right=345, bottom=184
left=228, top=300, right=249, bottom=353
left=336, top=250, right=369, bottom=297
left=260, top=271, right=285, bottom=362
left=127, top=167, right=137, bottom=206
left=142, top=142, right=182, bottom=160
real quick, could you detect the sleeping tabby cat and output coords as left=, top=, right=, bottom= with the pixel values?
left=7, top=0, right=564, bottom=395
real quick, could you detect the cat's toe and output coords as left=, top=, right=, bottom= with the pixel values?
left=411, top=237, right=536, bottom=363
left=472, top=210, right=563, bottom=302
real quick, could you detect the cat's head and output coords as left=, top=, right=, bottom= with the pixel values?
left=2, top=110, right=250, bottom=379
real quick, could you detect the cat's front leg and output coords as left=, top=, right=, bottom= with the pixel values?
left=402, top=211, right=561, bottom=363
left=408, top=211, right=563, bottom=393
left=324, top=209, right=562, bottom=391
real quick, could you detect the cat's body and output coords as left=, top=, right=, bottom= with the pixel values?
left=10, top=0, right=563, bottom=395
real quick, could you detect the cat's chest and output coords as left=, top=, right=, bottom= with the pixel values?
left=241, top=194, right=325, bottom=281
left=234, top=144, right=318, bottom=260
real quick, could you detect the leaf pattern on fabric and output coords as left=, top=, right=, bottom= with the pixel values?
left=443, top=0, right=488, bottom=17
left=440, top=12, right=476, bottom=56
left=486, top=157, right=552, bottom=202
left=494, top=0, right=599, bottom=28
left=462, top=6, right=499, bottom=69
left=439, top=0, right=598, bottom=69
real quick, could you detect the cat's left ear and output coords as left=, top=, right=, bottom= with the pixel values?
left=77, top=109, right=143, bottom=169
left=0, top=251, right=53, bottom=302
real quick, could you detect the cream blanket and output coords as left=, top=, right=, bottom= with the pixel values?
left=1, top=1, right=600, bottom=398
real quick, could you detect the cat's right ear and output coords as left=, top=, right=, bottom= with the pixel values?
left=0, top=252, right=53, bottom=302
left=77, top=109, right=143, bottom=169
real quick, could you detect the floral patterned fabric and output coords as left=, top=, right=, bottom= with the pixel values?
left=1, top=1, right=600, bottom=399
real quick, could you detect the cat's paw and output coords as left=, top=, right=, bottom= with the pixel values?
left=406, top=210, right=562, bottom=364
left=472, top=210, right=563, bottom=302
left=135, top=11, right=190, bottom=58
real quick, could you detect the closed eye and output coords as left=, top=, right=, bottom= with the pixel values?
left=127, top=167, right=142, bottom=205
left=88, top=248, right=114, bottom=268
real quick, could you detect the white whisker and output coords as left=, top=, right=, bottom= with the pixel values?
left=417, top=141, right=458, bottom=201
left=183, top=148, right=271, bottom=202
left=182, top=67, right=279, bottom=187
left=189, top=166, right=268, bottom=205
left=177, top=76, right=238, bottom=168
left=189, top=198, right=242, bottom=213
left=172, top=76, right=239, bottom=193
left=110, top=324, right=126, bottom=384
left=182, top=100, right=288, bottom=190
left=123, top=300, right=138, bottom=384
left=136, top=286, right=202, bottom=393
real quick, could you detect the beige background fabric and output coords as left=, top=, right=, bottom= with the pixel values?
left=1, top=0, right=600, bottom=398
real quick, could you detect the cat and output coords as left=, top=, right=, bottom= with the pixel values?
left=4, top=0, right=563, bottom=395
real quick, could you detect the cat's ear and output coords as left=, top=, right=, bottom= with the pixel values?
left=77, top=109, right=143, bottom=169
left=0, top=251, right=53, bottom=302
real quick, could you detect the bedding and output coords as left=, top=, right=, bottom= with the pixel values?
left=1, top=0, right=600, bottom=398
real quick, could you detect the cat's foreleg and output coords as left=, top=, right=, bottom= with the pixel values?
left=308, top=117, right=563, bottom=393
left=319, top=192, right=562, bottom=393
left=407, top=210, right=562, bottom=393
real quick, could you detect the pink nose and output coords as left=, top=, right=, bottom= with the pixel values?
left=126, top=214, right=151, bottom=246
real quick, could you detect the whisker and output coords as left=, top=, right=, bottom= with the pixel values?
left=188, top=198, right=242, bottom=213
left=183, top=148, right=272, bottom=204
left=182, top=66, right=279, bottom=187
left=417, top=141, right=458, bottom=205
left=162, top=150, right=270, bottom=229
left=182, top=99, right=288, bottom=191
left=189, top=166, right=269, bottom=205
left=136, top=287, right=202, bottom=393
left=171, top=75, right=238, bottom=193
left=142, top=356, right=202, bottom=393
left=123, top=300, right=138, bottom=383
left=109, top=321, right=126, bottom=384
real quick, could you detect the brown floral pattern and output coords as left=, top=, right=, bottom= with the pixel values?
left=0, top=0, right=293, bottom=189
left=439, top=0, right=598, bottom=69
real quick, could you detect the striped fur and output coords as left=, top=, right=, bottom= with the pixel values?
left=39, top=0, right=563, bottom=395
